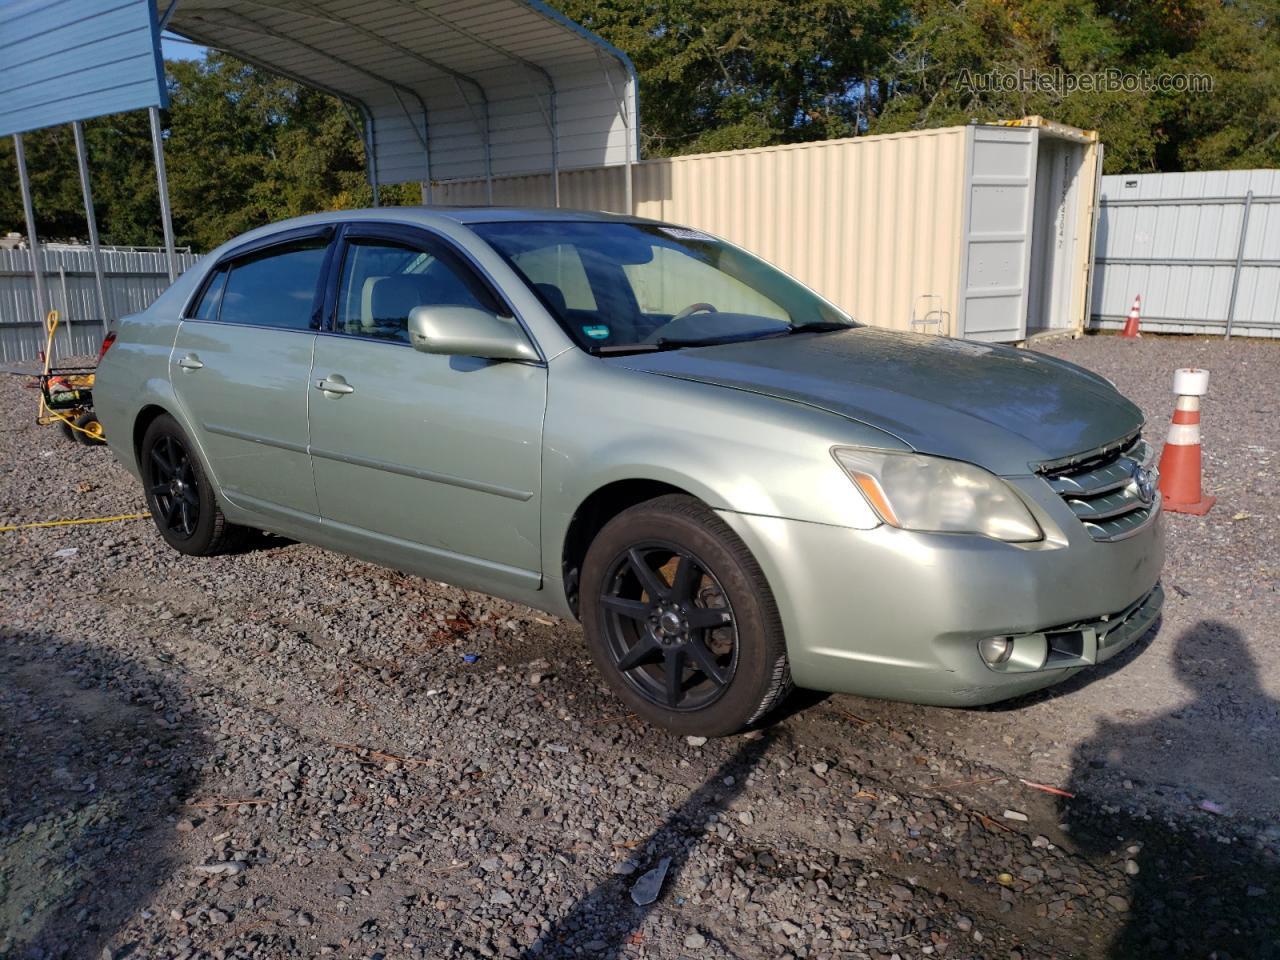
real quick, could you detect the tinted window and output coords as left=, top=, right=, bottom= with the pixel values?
left=192, top=266, right=228, bottom=321
left=220, top=243, right=328, bottom=330
left=335, top=238, right=493, bottom=343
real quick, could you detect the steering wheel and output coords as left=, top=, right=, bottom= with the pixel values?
left=671, top=301, right=718, bottom=320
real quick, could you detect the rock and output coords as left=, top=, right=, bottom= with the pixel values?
left=193, top=862, right=246, bottom=876
left=1002, top=810, right=1029, bottom=822
left=175, top=818, right=198, bottom=832
left=683, top=932, right=707, bottom=949
left=685, top=736, right=707, bottom=747
left=630, top=857, right=672, bottom=906
left=490, top=890, right=515, bottom=906
left=812, top=762, right=829, bottom=776
left=207, top=909, right=230, bottom=924
left=737, top=810, right=754, bottom=826
left=1124, top=859, right=1140, bottom=876
left=333, top=882, right=355, bottom=897
left=1105, top=895, right=1130, bottom=913
left=296, top=912, right=314, bottom=926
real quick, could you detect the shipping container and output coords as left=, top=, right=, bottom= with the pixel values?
left=434, top=116, right=1102, bottom=343
left=1092, top=169, right=1280, bottom=338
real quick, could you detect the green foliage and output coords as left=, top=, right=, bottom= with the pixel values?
left=565, top=0, right=1280, bottom=173
left=1, top=3, right=1276, bottom=249
left=560, top=0, right=907, bottom=155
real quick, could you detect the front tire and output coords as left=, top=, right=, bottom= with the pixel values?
left=140, top=414, right=240, bottom=555
left=580, top=495, right=792, bottom=737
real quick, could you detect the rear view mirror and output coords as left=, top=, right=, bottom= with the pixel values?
left=407, top=306, right=538, bottom=361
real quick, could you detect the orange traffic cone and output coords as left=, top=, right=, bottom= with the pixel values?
left=1121, top=295, right=1142, bottom=339
left=1157, top=367, right=1215, bottom=515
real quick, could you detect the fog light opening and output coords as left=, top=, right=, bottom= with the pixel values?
left=979, top=636, right=1015, bottom=667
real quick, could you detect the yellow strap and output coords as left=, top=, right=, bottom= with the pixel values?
left=0, top=513, right=150, bottom=532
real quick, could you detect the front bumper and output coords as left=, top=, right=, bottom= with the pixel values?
left=716, top=490, right=1164, bottom=707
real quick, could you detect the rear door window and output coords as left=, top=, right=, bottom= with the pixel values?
left=220, top=242, right=328, bottom=330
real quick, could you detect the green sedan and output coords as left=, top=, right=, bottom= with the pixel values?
left=95, top=207, right=1164, bottom=736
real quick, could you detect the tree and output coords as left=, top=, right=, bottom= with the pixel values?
left=2, top=3, right=1277, bottom=248
left=555, top=0, right=910, bottom=155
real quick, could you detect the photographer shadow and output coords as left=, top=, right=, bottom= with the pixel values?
left=1062, top=620, right=1280, bottom=958
left=0, top=631, right=205, bottom=958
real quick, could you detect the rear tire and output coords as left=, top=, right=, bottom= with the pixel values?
left=580, top=494, right=792, bottom=737
left=140, top=414, right=241, bottom=556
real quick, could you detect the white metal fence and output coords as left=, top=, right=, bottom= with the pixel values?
left=0, top=246, right=199, bottom=362
left=1091, top=170, right=1280, bottom=338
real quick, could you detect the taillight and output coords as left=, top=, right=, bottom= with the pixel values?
left=96, top=332, right=116, bottom=363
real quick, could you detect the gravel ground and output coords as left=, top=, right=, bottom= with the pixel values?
left=1, top=335, right=1278, bottom=960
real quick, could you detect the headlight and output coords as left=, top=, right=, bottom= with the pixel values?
left=832, top=448, right=1042, bottom=542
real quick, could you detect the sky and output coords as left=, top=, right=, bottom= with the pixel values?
left=161, top=33, right=208, bottom=62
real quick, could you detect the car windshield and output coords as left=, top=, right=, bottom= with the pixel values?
left=472, top=220, right=855, bottom=353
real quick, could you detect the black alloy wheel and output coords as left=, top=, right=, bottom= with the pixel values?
left=599, top=542, right=739, bottom=712
left=147, top=433, right=200, bottom=538
left=140, top=414, right=241, bottom=556
left=580, top=494, right=792, bottom=737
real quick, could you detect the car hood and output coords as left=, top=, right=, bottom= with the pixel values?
left=610, top=327, right=1143, bottom=475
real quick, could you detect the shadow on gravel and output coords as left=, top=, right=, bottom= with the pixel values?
left=1063, top=620, right=1280, bottom=959
left=523, top=729, right=778, bottom=959
left=0, top=630, right=205, bottom=959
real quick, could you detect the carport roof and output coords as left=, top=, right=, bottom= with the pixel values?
left=162, top=0, right=639, bottom=188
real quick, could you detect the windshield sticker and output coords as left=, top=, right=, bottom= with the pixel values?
left=659, top=226, right=715, bottom=243
left=582, top=324, right=611, bottom=340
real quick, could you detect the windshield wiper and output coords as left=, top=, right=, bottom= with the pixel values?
left=787, top=321, right=853, bottom=334
left=595, top=327, right=801, bottom=355
left=594, top=343, right=662, bottom=354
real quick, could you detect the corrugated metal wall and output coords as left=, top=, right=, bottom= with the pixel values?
left=1092, top=169, right=1280, bottom=338
left=436, top=127, right=970, bottom=335
left=0, top=247, right=199, bottom=362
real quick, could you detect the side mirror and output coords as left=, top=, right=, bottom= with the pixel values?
left=407, top=306, right=538, bottom=361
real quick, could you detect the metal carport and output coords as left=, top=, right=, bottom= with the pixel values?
left=2, top=0, right=638, bottom=345
left=164, top=0, right=639, bottom=202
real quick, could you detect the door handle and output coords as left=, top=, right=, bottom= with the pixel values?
left=177, top=354, right=203, bottom=371
left=315, top=376, right=355, bottom=396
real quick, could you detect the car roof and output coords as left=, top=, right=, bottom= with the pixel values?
left=431, top=206, right=650, bottom=225
left=204, top=206, right=671, bottom=263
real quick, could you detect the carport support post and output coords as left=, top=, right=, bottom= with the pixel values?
left=12, top=134, right=50, bottom=342
left=1224, top=190, right=1254, bottom=340
left=72, top=121, right=110, bottom=335
left=149, top=107, right=178, bottom=283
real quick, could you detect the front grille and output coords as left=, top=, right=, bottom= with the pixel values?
left=1041, top=436, right=1159, bottom=541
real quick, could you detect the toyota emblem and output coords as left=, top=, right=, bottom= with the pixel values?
left=1131, top=464, right=1157, bottom=505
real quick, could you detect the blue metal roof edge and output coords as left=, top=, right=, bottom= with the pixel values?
left=147, top=0, right=171, bottom=109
